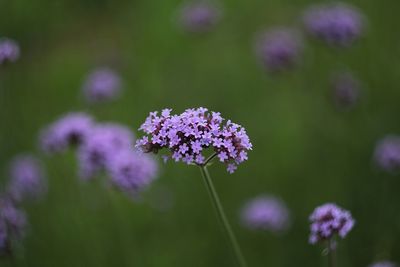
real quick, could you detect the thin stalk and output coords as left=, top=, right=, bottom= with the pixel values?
left=327, top=239, right=336, bottom=267
left=199, top=166, right=247, bottom=267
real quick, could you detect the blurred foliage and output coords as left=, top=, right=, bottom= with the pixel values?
left=1, top=0, right=400, bottom=266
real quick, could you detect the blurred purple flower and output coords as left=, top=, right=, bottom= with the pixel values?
left=39, top=112, right=94, bottom=154
left=374, top=136, right=400, bottom=172
left=332, top=72, right=361, bottom=109
left=8, top=154, right=46, bottom=202
left=303, top=2, right=365, bottom=47
left=77, top=123, right=135, bottom=180
left=241, top=195, right=290, bottom=232
left=0, top=197, right=27, bottom=255
left=83, top=68, right=122, bottom=103
left=0, top=38, right=20, bottom=64
left=255, top=28, right=303, bottom=73
left=108, top=149, right=158, bottom=198
left=309, top=203, right=354, bottom=244
left=368, top=261, right=398, bottom=267
left=179, top=2, right=221, bottom=33
left=136, top=107, right=252, bottom=173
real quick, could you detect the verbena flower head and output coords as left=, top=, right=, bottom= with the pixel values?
left=255, top=28, right=303, bottom=73
left=368, top=261, right=398, bottom=267
left=39, top=112, right=94, bottom=154
left=0, top=38, right=20, bottom=64
left=83, top=68, right=122, bottom=103
left=0, top=197, right=27, bottom=255
left=8, top=154, right=46, bottom=202
left=179, top=2, right=221, bottom=33
left=241, top=195, right=290, bottom=232
left=78, top=123, right=135, bottom=180
left=309, top=203, right=354, bottom=244
left=108, top=149, right=158, bottom=198
left=303, top=2, right=365, bottom=47
left=374, top=136, right=400, bottom=172
left=332, top=72, right=360, bottom=109
left=136, top=108, right=252, bottom=173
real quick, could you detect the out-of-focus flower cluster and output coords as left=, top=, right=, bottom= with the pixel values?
left=0, top=196, right=27, bottom=256
left=368, top=261, right=398, bottom=267
left=332, top=72, right=361, bottom=109
left=309, top=203, right=355, bottom=244
left=255, top=28, right=303, bottom=73
left=303, top=2, right=364, bottom=47
left=0, top=38, right=19, bottom=64
left=136, top=107, right=252, bottom=173
left=374, top=136, right=400, bottom=172
left=82, top=68, right=122, bottom=103
left=40, top=112, right=158, bottom=198
left=241, top=195, right=290, bottom=233
left=179, top=2, right=221, bottom=33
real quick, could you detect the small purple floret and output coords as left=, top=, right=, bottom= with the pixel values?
left=8, top=154, right=47, bottom=202
left=309, top=203, right=354, bottom=244
left=374, top=136, right=400, bottom=172
left=255, top=28, right=303, bottom=72
left=241, top=195, right=290, bottom=232
left=39, top=112, right=94, bottom=154
left=136, top=108, right=252, bottom=173
left=303, top=2, right=365, bottom=47
left=83, top=68, right=122, bottom=103
left=0, top=38, right=20, bottom=64
left=180, top=2, right=220, bottom=33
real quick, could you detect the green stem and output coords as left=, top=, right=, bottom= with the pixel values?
left=327, top=239, right=336, bottom=267
left=199, top=166, right=247, bottom=267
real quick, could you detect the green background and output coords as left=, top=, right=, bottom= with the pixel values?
left=1, top=0, right=400, bottom=266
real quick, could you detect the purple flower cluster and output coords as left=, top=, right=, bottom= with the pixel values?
left=0, top=197, right=27, bottom=255
left=8, top=155, right=46, bottom=202
left=241, top=195, right=290, bottom=232
left=39, top=112, right=158, bottom=197
left=309, top=203, right=355, bottom=244
left=108, top=150, right=158, bottom=198
left=136, top=108, right=252, bottom=173
left=255, top=28, right=303, bottom=72
left=332, top=72, right=360, bottom=109
left=77, top=123, right=134, bottom=180
left=0, top=38, right=20, bottom=64
left=179, top=2, right=220, bottom=33
left=374, top=136, right=400, bottom=172
left=303, top=2, right=364, bottom=47
left=368, top=261, right=398, bottom=267
left=83, top=68, right=122, bottom=103
left=39, top=112, right=94, bottom=154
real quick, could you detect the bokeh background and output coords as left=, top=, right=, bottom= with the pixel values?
left=1, top=0, right=400, bottom=266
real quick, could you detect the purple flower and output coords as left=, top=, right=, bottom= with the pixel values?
left=309, top=203, right=355, bottom=244
left=0, top=38, right=20, bottom=64
left=0, top=197, right=27, bottom=255
left=136, top=108, right=252, bottom=173
left=77, top=123, right=135, bottom=180
left=332, top=72, right=361, bottom=109
left=368, top=261, right=398, bottom=267
left=82, top=68, right=122, bottom=103
left=303, top=2, right=365, bottom=47
left=8, top=154, right=46, bottom=202
left=255, top=28, right=303, bottom=73
left=39, top=112, right=94, bottom=154
left=241, top=195, right=290, bottom=232
left=108, top=149, right=158, bottom=198
left=374, top=136, right=400, bottom=172
left=179, top=2, right=221, bottom=33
